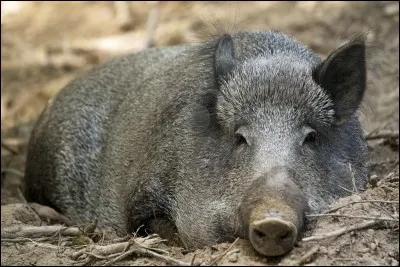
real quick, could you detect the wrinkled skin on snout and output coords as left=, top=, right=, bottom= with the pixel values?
left=241, top=168, right=309, bottom=256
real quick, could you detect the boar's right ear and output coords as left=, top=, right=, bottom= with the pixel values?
left=214, top=34, right=236, bottom=87
left=313, top=38, right=366, bottom=126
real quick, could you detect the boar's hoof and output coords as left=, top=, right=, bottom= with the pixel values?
left=249, top=217, right=297, bottom=256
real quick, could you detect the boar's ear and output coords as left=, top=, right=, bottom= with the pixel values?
left=214, top=34, right=236, bottom=87
left=313, top=38, right=366, bottom=126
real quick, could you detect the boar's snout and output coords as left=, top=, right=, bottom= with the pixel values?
left=249, top=216, right=297, bottom=256
left=240, top=167, right=309, bottom=257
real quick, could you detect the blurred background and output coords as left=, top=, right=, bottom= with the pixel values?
left=1, top=1, right=398, bottom=204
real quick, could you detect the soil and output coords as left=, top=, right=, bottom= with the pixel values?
left=1, top=1, right=399, bottom=266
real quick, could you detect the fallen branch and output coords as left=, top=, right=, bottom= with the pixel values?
left=72, top=241, right=131, bottom=262
left=1, top=225, right=82, bottom=239
left=208, top=237, right=240, bottom=265
left=102, top=246, right=191, bottom=266
left=73, top=241, right=130, bottom=261
left=73, top=235, right=189, bottom=266
left=287, top=245, right=319, bottom=266
left=92, top=241, right=130, bottom=256
left=301, top=220, right=379, bottom=242
left=306, top=213, right=398, bottom=222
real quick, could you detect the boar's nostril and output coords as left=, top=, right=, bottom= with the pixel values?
left=279, top=231, right=290, bottom=241
left=254, top=229, right=266, bottom=239
left=249, top=217, right=298, bottom=257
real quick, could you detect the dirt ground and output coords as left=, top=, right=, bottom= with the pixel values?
left=1, top=1, right=399, bottom=266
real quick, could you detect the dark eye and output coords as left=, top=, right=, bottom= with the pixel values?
left=235, top=133, right=247, bottom=147
left=303, top=130, right=318, bottom=145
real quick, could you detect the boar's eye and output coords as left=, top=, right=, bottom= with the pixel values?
left=303, top=129, right=318, bottom=146
left=235, top=133, right=248, bottom=147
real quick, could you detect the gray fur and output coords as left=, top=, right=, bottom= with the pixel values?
left=24, top=30, right=369, bottom=251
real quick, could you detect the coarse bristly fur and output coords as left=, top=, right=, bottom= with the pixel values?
left=24, top=28, right=369, bottom=254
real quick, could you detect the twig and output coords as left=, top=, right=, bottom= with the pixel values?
left=112, top=235, right=132, bottom=243
left=306, top=213, right=398, bottom=222
left=57, top=229, right=63, bottom=254
left=1, top=168, right=24, bottom=177
left=175, top=233, right=189, bottom=250
left=0, top=141, right=18, bottom=154
left=365, top=130, right=399, bottom=140
left=377, top=169, right=399, bottom=186
left=90, top=241, right=130, bottom=257
left=71, top=247, right=88, bottom=261
left=99, top=240, right=191, bottom=266
left=72, top=235, right=168, bottom=264
left=348, top=163, right=359, bottom=193
left=105, top=251, right=125, bottom=259
left=337, top=184, right=353, bottom=193
left=134, top=234, right=168, bottom=250
left=77, top=256, right=94, bottom=266
left=71, top=235, right=185, bottom=266
left=369, top=202, right=398, bottom=220
left=102, top=247, right=137, bottom=265
left=1, top=225, right=82, bottom=239
left=143, top=1, right=163, bottom=48
left=208, top=237, right=240, bottom=265
left=325, top=200, right=399, bottom=214
left=287, top=245, right=319, bottom=266
left=72, top=242, right=131, bottom=264
left=301, top=220, right=379, bottom=242
left=134, top=247, right=191, bottom=266
left=190, top=253, right=197, bottom=266
left=226, top=248, right=240, bottom=256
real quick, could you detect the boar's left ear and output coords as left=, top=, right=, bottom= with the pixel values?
left=214, top=34, right=236, bottom=87
left=313, top=37, right=366, bottom=126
